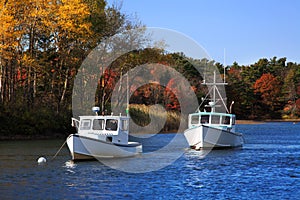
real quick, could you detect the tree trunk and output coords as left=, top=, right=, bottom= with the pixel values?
left=59, top=68, right=69, bottom=111
left=0, top=62, right=3, bottom=104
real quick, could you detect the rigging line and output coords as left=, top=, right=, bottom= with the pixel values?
left=197, top=86, right=214, bottom=111
left=215, top=85, right=230, bottom=113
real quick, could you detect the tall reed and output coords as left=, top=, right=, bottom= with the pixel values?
left=128, top=104, right=186, bottom=133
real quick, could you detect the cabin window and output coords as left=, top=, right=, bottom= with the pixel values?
left=222, top=116, right=231, bottom=125
left=191, top=115, right=199, bottom=124
left=93, top=119, right=104, bottom=130
left=232, top=116, right=236, bottom=125
left=200, top=115, right=209, bottom=124
left=121, top=119, right=128, bottom=131
left=80, top=119, right=91, bottom=130
left=211, top=115, right=220, bottom=124
left=106, top=119, right=118, bottom=131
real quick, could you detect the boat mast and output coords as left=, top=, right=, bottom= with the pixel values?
left=212, top=70, right=216, bottom=112
left=198, top=57, right=229, bottom=113
left=101, top=65, right=105, bottom=114
left=223, top=48, right=226, bottom=83
left=126, top=72, right=129, bottom=117
left=202, top=70, right=229, bottom=113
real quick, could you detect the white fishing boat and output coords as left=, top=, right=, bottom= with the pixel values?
left=184, top=71, right=244, bottom=150
left=66, top=107, right=142, bottom=160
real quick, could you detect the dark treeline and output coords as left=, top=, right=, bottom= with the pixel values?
left=1, top=1, right=300, bottom=138
left=226, top=58, right=300, bottom=119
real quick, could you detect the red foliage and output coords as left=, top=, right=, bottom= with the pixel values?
left=297, top=85, right=300, bottom=96
left=16, top=68, right=27, bottom=86
left=102, top=69, right=118, bottom=90
left=296, top=98, right=300, bottom=109
left=228, top=67, right=241, bottom=79
left=295, top=98, right=300, bottom=117
left=253, top=73, right=281, bottom=106
left=164, top=78, right=181, bottom=111
left=157, top=61, right=170, bottom=66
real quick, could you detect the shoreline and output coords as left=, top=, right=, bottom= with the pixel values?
left=1, top=119, right=300, bottom=141
left=236, top=120, right=265, bottom=124
left=0, top=133, right=68, bottom=141
left=236, top=119, right=300, bottom=124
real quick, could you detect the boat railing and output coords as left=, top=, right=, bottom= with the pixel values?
left=71, top=118, right=79, bottom=131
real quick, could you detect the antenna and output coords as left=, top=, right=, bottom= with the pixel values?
left=203, top=59, right=207, bottom=83
left=223, top=48, right=226, bottom=83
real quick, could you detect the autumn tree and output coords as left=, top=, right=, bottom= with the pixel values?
left=0, top=0, right=23, bottom=105
left=0, top=0, right=144, bottom=136
left=253, top=73, right=283, bottom=118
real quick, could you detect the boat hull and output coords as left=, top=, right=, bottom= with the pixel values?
left=66, top=134, right=142, bottom=160
left=184, top=125, right=243, bottom=150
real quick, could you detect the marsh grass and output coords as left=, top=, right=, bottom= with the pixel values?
left=129, top=104, right=185, bottom=133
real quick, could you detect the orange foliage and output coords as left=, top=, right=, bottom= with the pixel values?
left=296, top=99, right=300, bottom=109
left=165, top=78, right=181, bottom=111
left=228, top=67, right=241, bottom=79
left=297, top=86, right=300, bottom=96
left=103, top=69, right=118, bottom=90
left=253, top=73, right=281, bottom=106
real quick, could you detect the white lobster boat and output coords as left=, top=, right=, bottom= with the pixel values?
left=184, top=71, right=244, bottom=150
left=67, top=107, right=142, bottom=160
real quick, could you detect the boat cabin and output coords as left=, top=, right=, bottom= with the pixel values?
left=72, top=115, right=130, bottom=145
left=188, top=112, right=236, bottom=132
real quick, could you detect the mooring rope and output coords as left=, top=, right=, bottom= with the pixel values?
left=51, top=139, right=67, bottom=161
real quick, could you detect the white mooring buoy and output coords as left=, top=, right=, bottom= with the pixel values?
left=37, top=140, right=67, bottom=165
left=37, top=156, right=47, bottom=164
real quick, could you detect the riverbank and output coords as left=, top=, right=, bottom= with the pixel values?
left=236, top=119, right=300, bottom=124
left=1, top=119, right=300, bottom=140
left=0, top=132, right=68, bottom=141
left=236, top=120, right=265, bottom=124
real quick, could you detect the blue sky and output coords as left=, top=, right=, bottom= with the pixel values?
left=106, top=0, right=300, bottom=65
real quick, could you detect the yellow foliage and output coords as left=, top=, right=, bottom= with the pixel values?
left=0, top=0, right=94, bottom=78
left=56, top=0, right=91, bottom=34
left=0, top=0, right=92, bottom=41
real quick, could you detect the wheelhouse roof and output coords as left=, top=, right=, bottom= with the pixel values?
left=79, top=115, right=130, bottom=120
left=190, top=112, right=236, bottom=117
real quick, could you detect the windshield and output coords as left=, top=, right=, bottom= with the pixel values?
left=93, top=119, right=105, bottom=130
left=105, top=119, right=118, bottom=131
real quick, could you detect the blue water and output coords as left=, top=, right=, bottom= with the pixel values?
left=1, top=122, right=300, bottom=199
